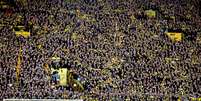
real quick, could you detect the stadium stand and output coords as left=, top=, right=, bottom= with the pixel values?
left=0, top=0, right=201, bottom=100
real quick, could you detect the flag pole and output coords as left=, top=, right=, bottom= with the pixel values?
left=16, top=45, right=22, bottom=87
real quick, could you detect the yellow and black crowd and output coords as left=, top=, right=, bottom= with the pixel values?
left=0, top=0, right=201, bottom=100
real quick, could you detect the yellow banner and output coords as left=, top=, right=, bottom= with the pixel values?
left=166, top=32, right=182, bottom=42
left=15, top=31, right=30, bottom=38
left=59, top=68, right=67, bottom=86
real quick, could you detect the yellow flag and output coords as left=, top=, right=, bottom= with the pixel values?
left=145, top=10, right=156, bottom=18
left=166, top=32, right=182, bottom=42
left=59, top=68, right=68, bottom=86
left=15, top=31, right=30, bottom=38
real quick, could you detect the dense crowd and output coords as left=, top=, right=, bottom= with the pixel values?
left=0, top=0, right=201, bottom=100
